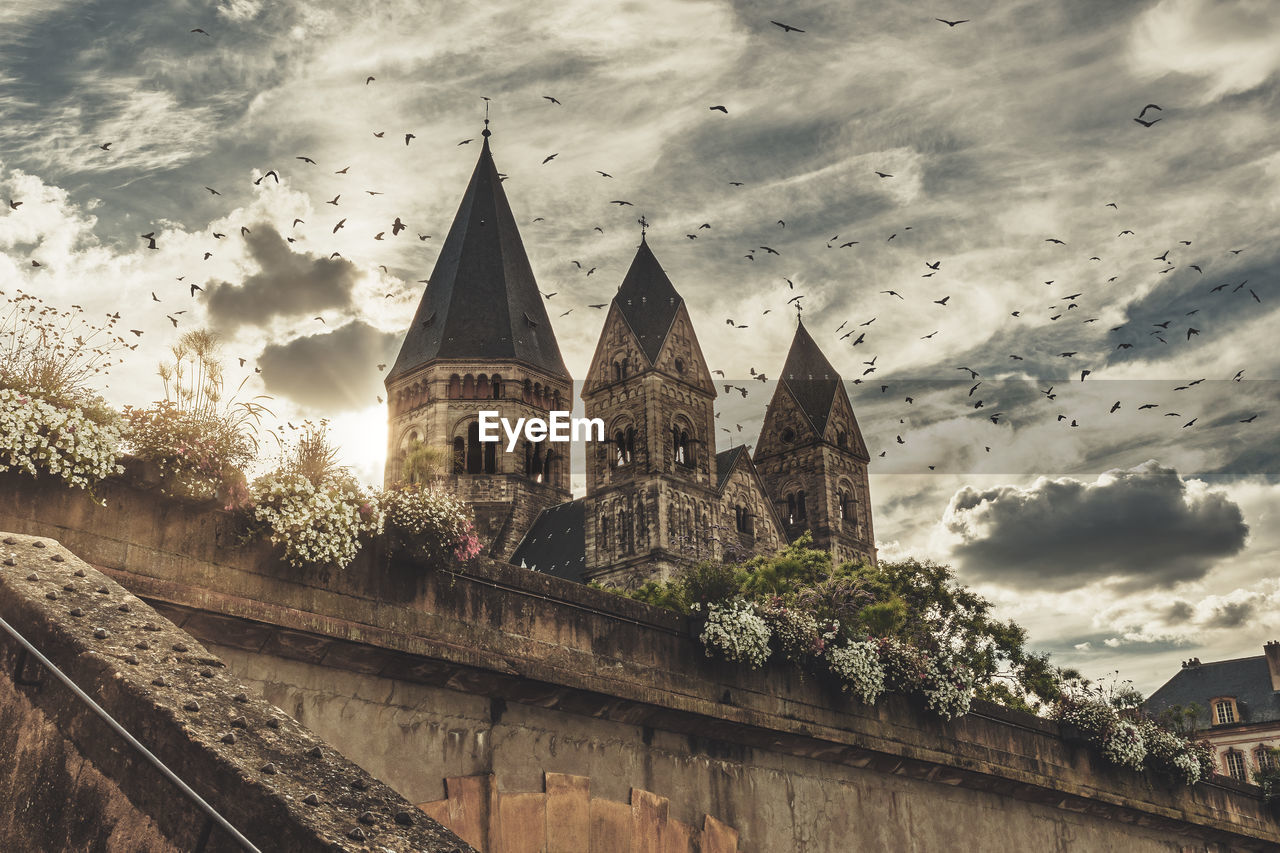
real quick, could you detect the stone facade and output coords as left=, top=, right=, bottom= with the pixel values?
left=385, top=357, right=571, bottom=561
left=754, top=322, right=877, bottom=567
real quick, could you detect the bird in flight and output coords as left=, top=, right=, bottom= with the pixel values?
left=542, top=153, right=558, bottom=164
left=610, top=199, right=632, bottom=206
left=710, top=105, right=728, bottom=113
left=933, top=296, right=950, bottom=306
left=365, top=76, right=375, bottom=85
left=405, top=133, right=416, bottom=145
left=191, top=28, right=210, bottom=36
left=1138, top=104, right=1162, bottom=118
left=254, top=170, right=279, bottom=185
left=874, top=171, right=893, bottom=178
left=327, top=194, right=340, bottom=205
left=1045, top=238, right=1066, bottom=244
left=333, top=218, right=346, bottom=233
left=596, top=171, right=613, bottom=178
left=203, top=186, right=220, bottom=195
left=543, top=95, right=561, bottom=105
left=1133, top=117, right=1161, bottom=127
left=770, top=20, right=804, bottom=33
left=936, top=18, right=970, bottom=26
left=296, top=156, right=317, bottom=165
left=140, top=232, right=158, bottom=250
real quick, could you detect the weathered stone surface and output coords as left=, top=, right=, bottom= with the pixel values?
left=3, top=472, right=1280, bottom=852
left=0, top=528, right=474, bottom=853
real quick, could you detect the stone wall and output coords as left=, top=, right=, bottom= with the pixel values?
left=3, top=470, right=1279, bottom=851
left=0, top=527, right=473, bottom=853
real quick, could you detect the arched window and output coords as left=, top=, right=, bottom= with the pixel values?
left=672, top=423, right=693, bottom=467
left=552, top=390, right=562, bottom=410
left=453, top=437, right=465, bottom=474
left=534, top=382, right=544, bottom=408
left=614, top=426, right=636, bottom=466
left=839, top=489, right=852, bottom=522
left=523, top=379, right=533, bottom=403
left=613, top=361, right=622, bottom=381
left=448, top=374, right=461, bottom=399
left=462, top=374, right=475, bottom=399
left=492, top=374, right=503, bottom=399
left=786, top=494, right=796, bottom=525
left=476, top=374, right=490, bottom=399
left=466, top=423, right=482, bottom=473
left=544, top=450, right=556, bottom=484
left=525, top=442, right=544, bottom=483
left=735, top=505, right=752, bottom=535
left=1224, top=749, right=1247, bottom=781
left=796, top=490, right=807, bottom=521
left=600, top=515, right=610, bottom=552
left=837, top=431, right=848, bottom=449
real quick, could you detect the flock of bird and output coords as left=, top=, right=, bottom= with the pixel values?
left=3, top=13, right=1270, bottom=468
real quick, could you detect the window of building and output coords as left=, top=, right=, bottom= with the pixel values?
left=780, top=428, right=795, bottom=444
left=448, top=374, right=462, bottom=399
left=491, top=374, right=502, bottom=399
left=453, top=437, right=465, bottom=474
left=796, top=490, right=807, bottom=521
left=1224, top=749, right=1247, bottom=781
left=1214, top=698, right=1238, bottom=725
left=838, top=489, right=851, bottom=521
left=600, top=515, right=610, bottom=552
left=837, top=430, right=848, bottom=449
left=786, top=493, right=796, bottom=525
left=735, top=505, right=753, bottom=536
left=1255, top=745, right=1277, bottom=772
left=614, top=426, right=636, bottom=466
left=672, top=424, right=693, bottom=467
left=463, top=422, right=495, bottom=474
left=674, top=357, right=685, bottom=374
left=525, top=442, right=544, bottom=482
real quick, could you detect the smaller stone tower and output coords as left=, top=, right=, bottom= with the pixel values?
left=754, top=320, right=876, bottom=566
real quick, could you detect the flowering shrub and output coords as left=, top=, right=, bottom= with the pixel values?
left=251, top=471, right=383, bottom=569
left=758, top=598, right=825, bottom=663
left=698, top=599, right=772, bottom=668
left=827, top=639, right=886, bottom=705
left=122, top=402, right=255, bottom=505
left=1140, top=720, right=1208, bottom=785
left=382, top=483, right=482, bottom=564
left=877, top=637, right=926, bottom=693
left=920, top=652, right=976, bottom=720
left=1052, top=693, right=1117, bottom=740
left=0, top=388, right=124, bottom=491
left=1101, top=719, right=1147, bottom=772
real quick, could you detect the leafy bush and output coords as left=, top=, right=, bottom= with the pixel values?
left=606, top=533, right=1071, bottom=713
left=827, top=639, right=886, bottom=705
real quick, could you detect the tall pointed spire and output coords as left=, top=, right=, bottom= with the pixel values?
left=612, top=238, right=682, bottom=364
left=387, top=124, right=569, bottom=382
left=780, top=319, right=841, bottom=435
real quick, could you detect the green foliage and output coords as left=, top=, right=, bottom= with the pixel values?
left=604, top=533, right=1072, bottom=710
left=1255, top=751, right=1280, bottom=805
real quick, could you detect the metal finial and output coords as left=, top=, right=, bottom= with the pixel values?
left=638, top=215, right=649, bottom=238
left=482, top=98, right=491, bottom=137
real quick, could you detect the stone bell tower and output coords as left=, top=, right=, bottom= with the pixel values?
left=384, top=124, right=571, bottom=560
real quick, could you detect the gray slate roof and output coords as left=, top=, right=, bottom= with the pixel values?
left=1144, top=654, right=1280, bottom=729
left=780, top=320, right=841, bottom=436
left=510, top=499, right=586, bottom=582
left=613, top=237, right=683, bottom=365
left=388, top=134, right=569, bottom=383
left=715, top=445, right=747, bottom=492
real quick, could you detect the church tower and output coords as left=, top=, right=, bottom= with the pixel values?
left=754, top=320, right=876, bottom=567
left=579, top=237, right=722, bottom=585
left=384, top=125, right=571, bottom=561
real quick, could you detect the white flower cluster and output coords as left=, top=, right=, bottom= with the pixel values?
left=381, top=484, right=481, bottom=562
left=759, top=601, right=822, bottom=663
left=827, top=640, right=886, bottom=706
left=920, top=653, right=975, bottom=720
left=1138, top=719, right=1204, bottom=785
left=0, top=388, right=123, bottom=490
left=699, top=599, right=772, bottom=668
left=252, top=472, right=384, bottom=569
left=1101, top=719, right=1148, bottom=772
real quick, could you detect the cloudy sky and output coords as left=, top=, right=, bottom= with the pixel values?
left=3, top=0, right=1279, bottom=693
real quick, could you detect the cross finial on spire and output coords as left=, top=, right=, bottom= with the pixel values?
left=795, top=297, right=804, bottom=322
left=638, top=215, right=649, bottom=239
left=482, top=97, right=491, bottom=138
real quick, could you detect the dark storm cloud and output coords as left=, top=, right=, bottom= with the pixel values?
left=258, top=321, right=402, bottom=411
left=205, top=225, right=362, bottom=330
left=1201, top=598, right=1256, bottom=629
left=944, top=460, right=1248, bottom=590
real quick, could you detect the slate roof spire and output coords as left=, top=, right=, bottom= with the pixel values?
left=387, top=124, right=569, bottom=382
left=780, top=318, right=841, bottom=435
left=613, top=237, right=683, bottom=365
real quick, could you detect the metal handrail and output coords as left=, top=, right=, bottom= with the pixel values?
left=0, top=613, right=261, bottom=853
